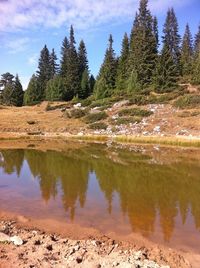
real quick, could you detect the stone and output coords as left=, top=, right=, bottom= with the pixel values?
left=73, top=103, right=81, bottom=108
left=0, top=232, right=10, bottom=243
left=10, top=235, right=23, bottom=246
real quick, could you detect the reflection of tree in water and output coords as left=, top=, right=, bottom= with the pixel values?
left=89, top=148, right=200, bottom=241
left=24, top=150, right=89, bottom=220
left=0, top=149, right=24, bottom=176
left=0, top=147, right=200, bottom=242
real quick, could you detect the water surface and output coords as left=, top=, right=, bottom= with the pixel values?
left=0, top=144, right=200, bottom=251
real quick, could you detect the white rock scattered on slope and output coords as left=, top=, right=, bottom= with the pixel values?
left=0, top=232, right=10, bottom=243
left=10, top=236, right=23, bottom=246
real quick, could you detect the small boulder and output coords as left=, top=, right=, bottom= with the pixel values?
left=10, top=236, right=23, bottom=246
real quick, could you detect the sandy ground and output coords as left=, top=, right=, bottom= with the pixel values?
left=0, top=211, right=192, bottom=268
left=0, top=100, right=199, bottom=139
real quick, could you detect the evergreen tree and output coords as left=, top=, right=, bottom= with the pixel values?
left=89, top=75, right=95, bottom=95
left=128, top=0, right=157, bottom=88
left=79, top=69, right=90, bottom=99
left=116, top=33, right=129, bottom=93
left=162, top=8, right=181, bottom=69
left=11, top=75, right=24, bottom=106
left=78, top=40, right=90, bottom=98
left=194, top=24, right=200, bottom=55
left=192, top=25, right=200, bottom=85
left=192, top=50, right=200, bottom=85
left=24, top=75, right=40, bottom=105
left=50, top=49, right=59, bottom=79
left=153, top=16, right=159, bottom=49
left=0, top=72, right=15, bottom=105
left=181, top=24, right=193, bottom=76
left=66, top=25, right=80, bottom=97
left=94, top=35, right=118, bottom=99
left=153, top=44, right=178, bottom=92
left=0, top=72, right=14, bottom=87
left=60, top=37, right=70, bottom=77
left=45, top=76, right=66, bottom=101
left=37, top=45, right=51, bottom=100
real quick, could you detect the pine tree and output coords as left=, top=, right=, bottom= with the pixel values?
left=192, top=25, right=200, bottom=85
left=78, top=40, right=90, bottom=98
left=162, top=8, right=181, bottom=69
left=180, top=24, right=193, bottom=77
left=116, top=33, right=129, bottom=93
left=153, top=16, right=159, bottom=49
left=153, top=44, right=178, bottom=92
left=50, top=49, right=59, bottom=79
left=60, top=37, right=70, bottom=77
left=11, top=75, right=24, bottom=106
left=37, top=45, right=51, bottom=100
left=24, top=75, right=40, bottom=105
left=66, top=25, right=80, bottom=98
left=194, top=24, right=200, bottom=55
left=45, top=76, right=66, bottom=101
left=0, top=72, right=14, bottom=87
left=89, top=75, right=95, bottom=95
left=192, top=50, right=200, bottom=85
left=0, top=72, right=14, bottom=105
left=128, top=0, right=157, bottom=88
left=79, top=69, right=90, bottom=99
left=94, top=35, right=118, bottom=99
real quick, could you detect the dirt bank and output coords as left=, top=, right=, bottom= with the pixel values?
left=0, top=210, right=192, bottom=268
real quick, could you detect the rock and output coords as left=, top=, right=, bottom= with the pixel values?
left=0, top=232, right=10, bottom=243
left=90, top=108, right=101, bottom=114
left=76, top=257, right=82, bottom=263
left=73, top=103, right=81, bottom=108
left=112, top=100, right=129, bottom=109
left=10, top=236, right=23, bottom=246
left=153, top=126, right=161, bottom=132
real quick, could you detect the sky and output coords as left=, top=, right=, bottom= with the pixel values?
left=0, top=0, right=199, bottom=89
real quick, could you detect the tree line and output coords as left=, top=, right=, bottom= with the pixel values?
left=0, top=0, right=200, bottom=107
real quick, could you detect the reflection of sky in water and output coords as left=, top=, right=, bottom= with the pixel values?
left=0, top=147, right=200, bottom=252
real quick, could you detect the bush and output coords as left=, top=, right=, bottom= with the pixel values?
left=173, top=95, right=200, bottom=109
left=118, top=108, right=153, bottom=117
left=81, top=98, right=92, bottom=107
left=110, top=117, right=142, bottom=125
left=88, top=122, right=108, bottom=130
left=64, top=109, right=86, bottom=119
left=84, top=111, right=108, bottom=124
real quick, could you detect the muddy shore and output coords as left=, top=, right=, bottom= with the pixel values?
left=0, top=210, right=192, bottom=268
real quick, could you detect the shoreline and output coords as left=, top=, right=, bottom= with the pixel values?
left=0, top=210, right=192, bottom=268
left=0, top=132, right=200, bottom=148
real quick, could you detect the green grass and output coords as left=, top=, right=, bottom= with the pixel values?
left=118, top=108, right=153, bottom=117
left=173, top=95, right=200, bottom=109
left=88, top=122, right=108, bottom=130
left=64, top=109, right=86, bottom=119
left=83, top=111, right=108, bottom=124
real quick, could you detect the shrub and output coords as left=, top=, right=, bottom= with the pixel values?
left=173, top=95, right=200, bottom=109
left=81, top=98, right=92, bottom=107
left=111, top=117, right=142, bottom=125
left=88, top=122, right=108, bottom=130
left=84, top=111, right=108, bottom=124
left=64, top=109, right=86, bottom=119
left=118, top=108, right=153, bottom=117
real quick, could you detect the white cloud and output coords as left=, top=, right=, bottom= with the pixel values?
left=6, top=37, right=30, bottom=54
left=0, top=0, right=192, bottom=32
left=28, top=53, right=38, bottom=66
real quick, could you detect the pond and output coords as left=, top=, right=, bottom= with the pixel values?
left=0, top=143, right=200, bottom=251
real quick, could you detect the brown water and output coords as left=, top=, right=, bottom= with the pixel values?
left=0, top=144, right=200, bottom=251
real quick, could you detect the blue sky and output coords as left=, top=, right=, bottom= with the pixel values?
left=0, top=0, right=199, bottom=89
